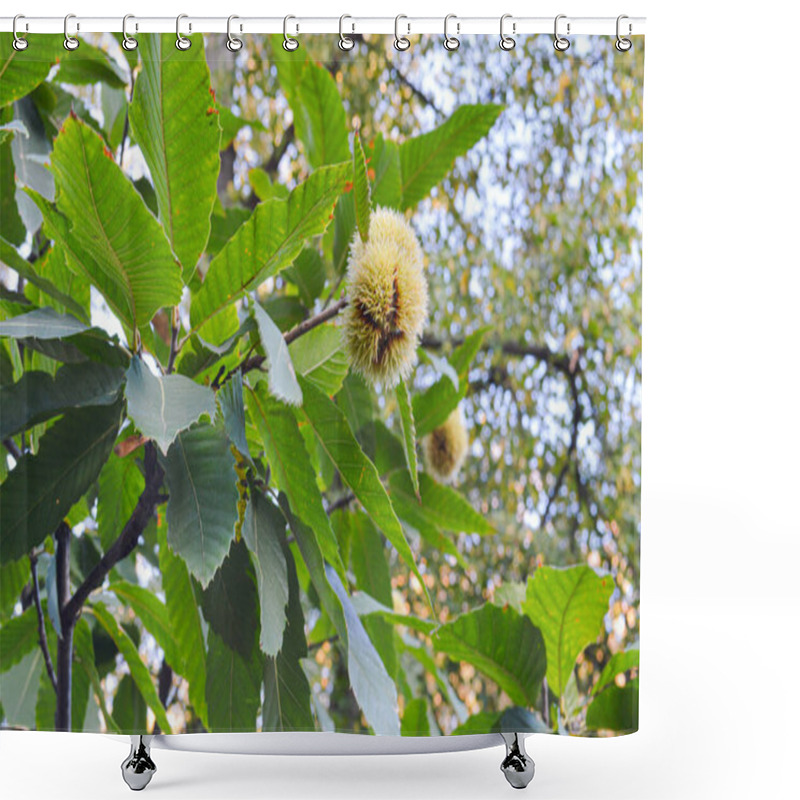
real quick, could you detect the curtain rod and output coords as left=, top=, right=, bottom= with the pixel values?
left=0, top=16, right=646, bottom=36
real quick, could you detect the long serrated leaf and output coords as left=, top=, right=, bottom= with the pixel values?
left=111, top=673, right=148, bottom=733
left=46, top=116, right=183, bottom=333
left=190, top=163, right=350, bottom=338
left=262, top=540, right=313, bottom=731
left=205, top=629, right=261, bottom=732
left=130, top=34, right=220, bottom=277
left=0, top=557, right=30, bottom=621
left=586, top=679, right=639, bottom=732
left=394, top=379, right=419, bottom=497
left=288, top=323, right=349, bottom=396
left=297, top=376, right=429, bottom=607
left=277, top=494, right=347, bottom=640
left=0, top=35, right=62, bottom=108
left=251, top=303, right=302, bottom=406
left=109, top=580, right=182, bottom=673
left=217, top=370, right=251, bottom=460
left=353, top=131, right=371, bottom=242
left=369, top=134, right=402, bottom=210
left=389, top=471, right=493, bottom=536
left=200, top=538, right=260, bottom=658
left=163, top=422, right=239, bottom=587
left=0, top=605, right=38, bottom=674
left=247, top=383, right=344, bottom=576
left=292, top=62, right=350, bottom=169
left=96, top=451, right=144, bottom=551
left=0, top=361, right=124, bottom=440
left=1, top=123, right=26, bottom=245
left=242, top=493, right=289, bottom=658
left=338, top=511, right=397, bottom=678
left=523, top=565, right=614, bottom=698
left=0, top=649, right=42, bottom=727
left=399, top=104, right=503, bottom=209
left=349, top=591, right=437, bottom=636
left=433, top=603, right=546, bottom=708
left=591, top=649, right=639, bottom=696
left=0, top=402, right=121, bottom=564
left=89, top=601, right=172, bottom=733
left=401, top=697, right=430, bottom=736
left=55, top=40, right=127, bottom=89
left=0, top=237, right=88, bottom=320
left=158, top=524, right=208, bottom=726
left=282, top=247, right=326, bottom=307
left=125, top=356, right=216, bottom=454
left=328, top=566, right=400, bottom=736
left=0, top=306, right=88, bottom=340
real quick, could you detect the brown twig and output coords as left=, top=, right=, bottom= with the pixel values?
left=285, top=297, right=348, bottom=345
left=541, top=365, right=583, bottom=529
left=263, top=124, right=295, bottom=177
left=388, top=65, right=443, bottom=116
left=308, top=634, right=339, bottom=652
left=54, top=522, right=72, bottom=731
left=3, top=438, right=22, bottom=460
left=166, top=308, right=180, bottom=375
left=240, top=298, right=349, bottom=377
left=30, top=555, right=57, bottom=693
left=420, top=334, right=577, bottom=377
left=63, top=443, right=164, bottom=626
left=326, top=493, right=355, bottom=515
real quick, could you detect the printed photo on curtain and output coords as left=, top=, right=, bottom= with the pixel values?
left=0, top=23, right=643, bottom=790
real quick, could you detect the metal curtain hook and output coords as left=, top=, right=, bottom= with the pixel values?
left=499, top=13, right=515, bottom=51
left=12, top=14, right=29, bottom=51
left=394, top=15, right=410, bottom=51
left=553, top=14, right=570, bottom=52
left=615, top=14, right=632, bottom=52
left=122, top=14, right=138, bottom=51
left=227, top=15, right=243, bottom=51
left=176, top=14, right=191, bottom=50
left=283, top=15, right=299, bottom=51
left=339, top=14, right=354, bottom=51
left=63, top=13, right=79, bottom=51
left=443, top=14, right=460, bottom=51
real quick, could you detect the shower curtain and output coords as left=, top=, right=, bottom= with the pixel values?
left=0, top=29, right=643, bottom=740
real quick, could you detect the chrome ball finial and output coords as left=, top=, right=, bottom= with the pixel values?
left=121, top=736, right=157, bottom=791
left=500, top=732, right=535, bottom=790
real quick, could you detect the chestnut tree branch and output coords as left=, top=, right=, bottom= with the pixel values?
left=3, top=438, right=22, bottom=460
left=419, top=334, right=578, bottom=377
left=62, top=443, right=165, bottom=626
left=240, top=297, right=349, bottom=377
left=30, top=554, right=57, bottom=693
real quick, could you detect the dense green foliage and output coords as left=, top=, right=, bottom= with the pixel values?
left=0, top=32, right=641, bottom=737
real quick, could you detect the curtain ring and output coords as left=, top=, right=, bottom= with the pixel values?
left=553, top=14, right=570, bottom=52
left=12, top=15, right=29, bottom=51
left=283, top=16, right=299, bottom=51
left=443, top=14, right=460, bottom=51
left=176, top=14, right=191, bottom=50
left=63, top=13, right=79, bottom=51
left=122, top=14, right=138, bottom=51
left=394, top=15, right=411, bottom=51
left=615, top=15, right=633, bottom=52
left=226, top=15, right=243, bottom=52
left=499, top=13, right=515, bottom=51
left=338, top=15, right=355, bottom=51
